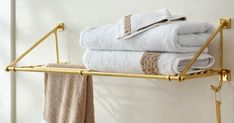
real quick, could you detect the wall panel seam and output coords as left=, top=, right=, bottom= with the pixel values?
left=10, top=0, right=16, bottom=122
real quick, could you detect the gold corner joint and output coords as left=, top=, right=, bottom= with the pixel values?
left=5, top=66, right=10, bottom=72
left=57, top=23, right=64, bottom=31
left=220, top=17, right=231, bottom=29
left=219, top=69, right=231, bottom=82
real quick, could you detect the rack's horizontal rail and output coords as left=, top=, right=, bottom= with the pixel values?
left=6, top=65, right=229, bottom=81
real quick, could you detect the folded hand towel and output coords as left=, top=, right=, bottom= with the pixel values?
left=116, top=8, right=186, bottom=39
left=83, top=50, right=215, bottom=75
left=80, top=21, right=214, bottom=53
left=43, top=64, right=95, bottom=123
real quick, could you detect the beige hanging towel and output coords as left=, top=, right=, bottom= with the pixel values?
left=43, top=63, right=95, bottom=123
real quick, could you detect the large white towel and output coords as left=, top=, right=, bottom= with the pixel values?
left=116, top=8, right=186, bottom=39
left=80, top=21, right=214, bottom=53
left=83, top=50, right=215, bottom=75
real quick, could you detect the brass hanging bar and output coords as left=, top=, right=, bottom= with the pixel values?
left=210, top=79, right=225, bottom=123
left=5, top=65, right=226, bottom=81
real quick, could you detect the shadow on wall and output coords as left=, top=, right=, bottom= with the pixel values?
left=92, top=76, right=220, bottom=123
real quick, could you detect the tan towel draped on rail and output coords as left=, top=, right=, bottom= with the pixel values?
left=43, top=63, right=95, bottom=123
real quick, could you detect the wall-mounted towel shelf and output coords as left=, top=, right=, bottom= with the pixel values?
left=5, top=17, right=232, bottom=82
left=4, top=17, right=232, bottom=123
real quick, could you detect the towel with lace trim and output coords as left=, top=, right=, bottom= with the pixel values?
left=83, top=50, right=215, bottom=75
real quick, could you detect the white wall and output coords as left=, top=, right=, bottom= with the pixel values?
left=0, top=0, right=11, bottom=122
left=15, top=0, right=234, bottom=123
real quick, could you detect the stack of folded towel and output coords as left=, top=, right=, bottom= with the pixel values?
left=80, top=9, right=215, bottom=75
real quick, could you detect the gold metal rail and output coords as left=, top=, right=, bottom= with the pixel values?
left=5, top=18, right=232, bottom=82
left=5, top=65, right=221, bottom=80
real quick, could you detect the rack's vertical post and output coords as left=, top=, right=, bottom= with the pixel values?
left=219, top=28, right=223, bottom=70
left=54, top=31, right=60, bottom=63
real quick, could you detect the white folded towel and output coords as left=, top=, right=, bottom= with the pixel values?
left=82, top=50, right=215, bottom=75
left=80, top=21, right=214, bottom=53
left=116, top=8, right=186, bottom=39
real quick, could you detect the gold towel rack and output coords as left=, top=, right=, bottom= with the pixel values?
left=5, top=17, right=232, bottom=82
left=4, top=17, right=232, bottom=123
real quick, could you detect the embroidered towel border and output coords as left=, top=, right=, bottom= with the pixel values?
left=140, top=52, right=161, bottom=74
left=124, top=15, right=132, bottom=34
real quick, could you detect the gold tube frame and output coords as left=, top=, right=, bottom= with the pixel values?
left=5, top=18, right=232, bottom=82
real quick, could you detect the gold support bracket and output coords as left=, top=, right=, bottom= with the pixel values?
left=5, top=23, right=64, bottom=71
left=220, top=17, right=231, bottom=29
left=219, top=69, right=231, bottom=82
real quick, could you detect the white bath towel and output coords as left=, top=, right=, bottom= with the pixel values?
left=82, top=50, right=215, bottom=75
left=80, top=21, right=214, bottom=53
left=116, top=8, right=186, bottom=39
